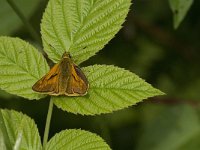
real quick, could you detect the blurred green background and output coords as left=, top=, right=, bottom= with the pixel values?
left=0, top=0, right=200, bottom=149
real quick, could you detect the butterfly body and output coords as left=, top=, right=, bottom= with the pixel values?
left=32, top=52, right=89, bottom=96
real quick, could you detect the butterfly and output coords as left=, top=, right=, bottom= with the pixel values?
left=32, top=52, right=89, bottom=96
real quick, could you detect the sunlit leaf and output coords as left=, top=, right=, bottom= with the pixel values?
left=41, top=0, right=131, bottom=64
left=0, top=37, right=49, bottom=100
left=0, top=109, right=42, bottom=150
left=53, top=65, right=164, bottom=115
left=46, top=129, right=111, bottom=150
left=169, top=0, right=193, bottom=29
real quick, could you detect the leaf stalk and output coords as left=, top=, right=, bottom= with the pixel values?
left=43, top=99, right=54, bottom=150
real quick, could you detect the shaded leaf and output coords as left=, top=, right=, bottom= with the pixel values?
left=0, top=89, right=14, bottom=99
left=53, top=65, right=164, bottom=115
left=169, top=0, right=193, bottom=29
left=0, top=0, right=40, bottom=35
left=41, top=0, right=131, bottom=64
left=46, top=129, right=111, bottom=150
left=0, top=109, right=42, bottom=150
left=0, top=37, right=49, bottom=100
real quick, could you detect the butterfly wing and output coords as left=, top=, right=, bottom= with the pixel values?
left=65, top=64, right=89, bottom=96
left=32, top=63, right=60, bottom=95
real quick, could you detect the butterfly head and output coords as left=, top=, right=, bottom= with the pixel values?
left=62, top=51, right=72, bottom=59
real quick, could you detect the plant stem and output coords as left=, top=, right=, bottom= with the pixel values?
left=6, top=0, right=42, bottom=45
left=43, top=99, right=54, bottom=150
left=0, top=111, right=12, bottom=150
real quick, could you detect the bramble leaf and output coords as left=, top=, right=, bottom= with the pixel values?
left=41, top=0, right=131, bottom=64
left=0, top=109, right=42, bottom=150
left=46, top=129, right=111, bottom=150
left=53, top=65, right=164, bottom=115
left=0, top=37, right=49, bottom=100
left=169, top=0, right=193, bottom=29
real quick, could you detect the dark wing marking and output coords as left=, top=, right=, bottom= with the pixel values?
left=65, top=64, right=88, bottom=96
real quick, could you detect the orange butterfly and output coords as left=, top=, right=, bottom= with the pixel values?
left=32, top=52, right=89, bottom=96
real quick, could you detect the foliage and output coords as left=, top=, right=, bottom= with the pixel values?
left=137, top=104, right=200, bottom=150
left=0, top=109, right=42, bottom=150
left=0, top=37, right=49, bottom=100
left=0, top=0, right=40, bottom=35
left=0, top=109, right=110, bottom=150
left=0, top=0, right=196, bottom=149
left=0, top=0, right=165, bottom=149
left=46, top=129, right=111, bottom=150
left=54, top=65, right=163, bottom=115
left=169, top=0, right=194, bottom=29
left=0, top=0, right=162, bottom=115
left=41, top=0, right=131, bottom=64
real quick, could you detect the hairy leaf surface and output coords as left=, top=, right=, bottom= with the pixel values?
left=0, top=37, right=49, bottom=99
left=53, top=65, right=164, bottom=115
left=46, top=129, right=111, bottom=150
left=0, top=109, right=42, bottom=150
left=41, top=0, right=131, bottom=64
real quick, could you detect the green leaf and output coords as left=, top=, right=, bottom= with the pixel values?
left=41, top=0, right=131, bottom=64
left=0, top=109, right=42, bottom=150
left=137, top=104, right=200, bottom=150
left=0, top=89, right=14, bottom=99
left=46, top=129, right=111, bottom=150
left=53, top=65, right=164, bottom=115
left=169, top=0, right=193, bottom=29
left=0, top=0, right=40, bottom=35
left=0, top=37, right=49, bottom=100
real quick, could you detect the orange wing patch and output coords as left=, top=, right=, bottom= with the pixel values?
left=32, top=64, right=60, bottom=95
left=32, top=52, right=89, bottom=96
left=65, top=65, right=88, bottom=96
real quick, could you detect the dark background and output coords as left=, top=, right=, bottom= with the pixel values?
left=0, top=0, right=200, bottom=149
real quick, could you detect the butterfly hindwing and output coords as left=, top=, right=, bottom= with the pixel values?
left=65, top=64, right=88, bottom=96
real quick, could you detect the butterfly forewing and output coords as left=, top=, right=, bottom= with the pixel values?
left=32, top=52, right=89, bottom=96
left=32, top=63, right=60, bottom=95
